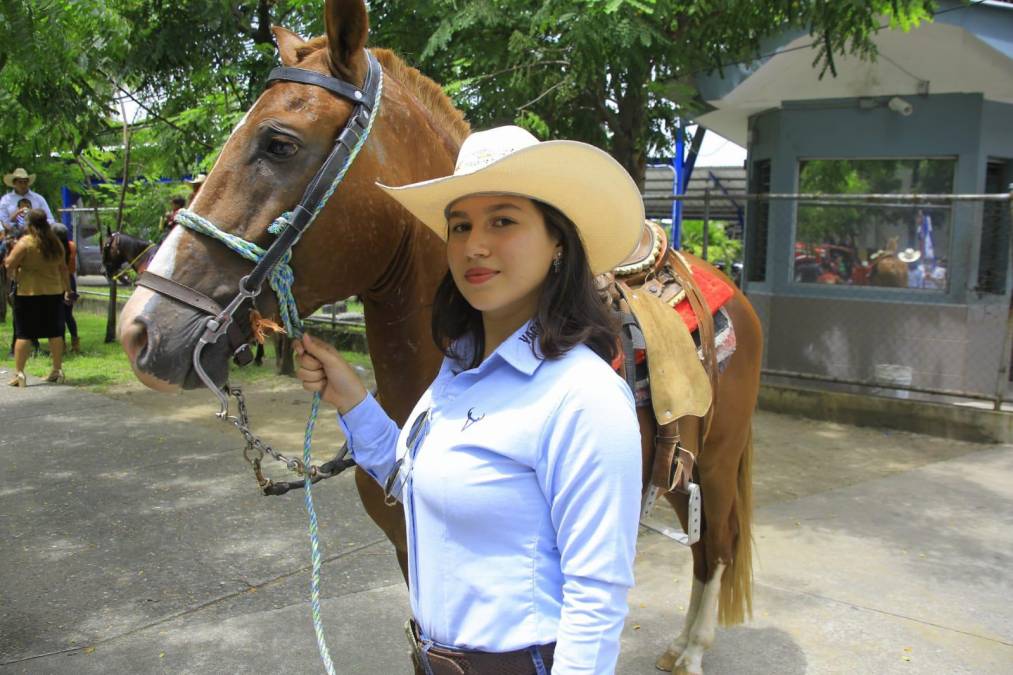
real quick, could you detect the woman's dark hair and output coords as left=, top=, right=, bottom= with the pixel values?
left=171, top=196, right=186, bottom=208
left=431, top=199, right=617, bottom=369
left=26, top=209, right=63, bottom=260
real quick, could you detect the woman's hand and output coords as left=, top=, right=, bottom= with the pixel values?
left=293, top=333, right=367, bottom=414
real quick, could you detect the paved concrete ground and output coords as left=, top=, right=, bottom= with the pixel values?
left=1, top=375, right=1011, bottom=674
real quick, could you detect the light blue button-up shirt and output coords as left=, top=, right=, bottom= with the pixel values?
left=339, top=321, right=642, bottom=673
left=0, top=189, right=55, bottom=226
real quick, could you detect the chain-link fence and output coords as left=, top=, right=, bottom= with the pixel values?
left=661, top=189, right=1013, bottom=407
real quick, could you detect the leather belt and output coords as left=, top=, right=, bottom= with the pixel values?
left=406, top=620, right=555, bottom=675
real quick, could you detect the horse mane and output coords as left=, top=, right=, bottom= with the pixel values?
left=294, top=38, right=470, bottom=145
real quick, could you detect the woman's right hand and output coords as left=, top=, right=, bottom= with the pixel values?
left=293, top=333, right=367, bottom=414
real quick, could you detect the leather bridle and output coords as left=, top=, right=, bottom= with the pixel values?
left=136, top=52, right=382, bottom=411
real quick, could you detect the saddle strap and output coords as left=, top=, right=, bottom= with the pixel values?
left=668, top=251, right=718, bottom=442
left=617, top=300, right=639, bottom=394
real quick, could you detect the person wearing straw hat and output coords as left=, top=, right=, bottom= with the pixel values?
left=898, top=247, right=924, bottom=288
left=184, top=173, right=207, bottom=206
left=295, top=126, right=643, bottom=674
left=0, top=168, right=55, bottom=228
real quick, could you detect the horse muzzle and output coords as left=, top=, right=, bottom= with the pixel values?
left=120, top=288, right=233, bottom=391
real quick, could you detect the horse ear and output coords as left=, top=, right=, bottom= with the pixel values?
left=273, top=26, right=307, bottom=67
left=324, top=0, right=369, bottom=82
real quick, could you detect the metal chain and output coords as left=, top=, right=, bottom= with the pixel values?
left=229, top=386, right=338, bottom=481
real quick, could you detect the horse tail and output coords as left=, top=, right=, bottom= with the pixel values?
left=718, top=426, right=754, bottom=626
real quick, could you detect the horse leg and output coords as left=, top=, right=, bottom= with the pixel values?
left=654, top=414, right=709, bottom=673
left=658, top=292, right=762, bottom=674
left=636, top=407, right=705, bottom=672
left=354, top=468, right=410, bottom=582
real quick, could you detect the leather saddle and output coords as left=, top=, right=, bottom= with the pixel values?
left=598, top=220, right=720, bottom=502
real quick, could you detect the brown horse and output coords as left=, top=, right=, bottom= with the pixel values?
left=102, top=231, right=156, bottom=280
left=868, top=236, right=909, bottom=287
left=117, top=2, right=761, bottom=672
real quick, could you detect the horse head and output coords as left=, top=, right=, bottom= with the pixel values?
left=119, top=0, right=460, bottom=393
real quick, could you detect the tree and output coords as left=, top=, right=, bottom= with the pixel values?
left=371, top=0, right=935, bottom=187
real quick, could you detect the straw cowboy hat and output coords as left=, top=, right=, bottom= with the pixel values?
left=3, top=168, right=35, bottom=188
left=185, top=173, right=207, bottom=185
left=898, top=247, right=921, bottom=263
left=377, top=126, right=643, bottom=275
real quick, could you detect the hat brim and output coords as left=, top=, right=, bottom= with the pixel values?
left=3, top=173, right=35, bottom=188
left=377, top=141, right=644, bottom=275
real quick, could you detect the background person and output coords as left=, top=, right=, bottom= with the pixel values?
left=898, top=247, right=923, bottom=288
left=4, top=209, right=71, bottom=386
left=185, top=174, right=206, bottom=206
left=52, top=223, right=80, bottom=353
left=159, top=196, right=186, bottom=240
left=295, top=126, right=643, bottom=674
left=0, top=168, right=55, bottom=226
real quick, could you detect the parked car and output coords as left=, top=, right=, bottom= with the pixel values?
left=73, top=217, right=104, bottom=276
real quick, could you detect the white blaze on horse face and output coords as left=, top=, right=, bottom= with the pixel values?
left=146, top=225, right=184, bottom=278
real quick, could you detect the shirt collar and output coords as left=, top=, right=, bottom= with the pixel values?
left=448, top=320, right=545, bottom=377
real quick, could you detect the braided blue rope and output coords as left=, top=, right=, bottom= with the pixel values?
left=175, top=63, right=383, bottom=675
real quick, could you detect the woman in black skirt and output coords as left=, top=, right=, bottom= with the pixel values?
left=4, top=209, right=71, bottom=386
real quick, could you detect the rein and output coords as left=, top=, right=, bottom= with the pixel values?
left=136, top=51, right=384, bottom=675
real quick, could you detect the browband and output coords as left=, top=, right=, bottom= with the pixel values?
left=267, top=66, right=372, bottom=111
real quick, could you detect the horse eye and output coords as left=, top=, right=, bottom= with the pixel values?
left=266, top=138, right=298, bottom=158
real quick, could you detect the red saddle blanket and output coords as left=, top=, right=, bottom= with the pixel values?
left=675, top=263, right=736, bottom=333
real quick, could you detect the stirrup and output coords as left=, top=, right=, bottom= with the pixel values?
left=639, top=482, right=701, bottom=546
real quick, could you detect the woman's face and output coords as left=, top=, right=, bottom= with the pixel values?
left=446, top=194, right=560, bottom=324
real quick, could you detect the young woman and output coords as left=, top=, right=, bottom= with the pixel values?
left=5, top=209, right=71, bottom=386
left=295, top=126, right=644, bottom=674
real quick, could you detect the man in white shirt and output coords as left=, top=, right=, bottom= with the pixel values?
left=0, top=168, right=55, bottom=226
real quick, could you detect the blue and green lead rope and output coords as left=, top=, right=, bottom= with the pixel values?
left=174, top=64, right=383, bottom=675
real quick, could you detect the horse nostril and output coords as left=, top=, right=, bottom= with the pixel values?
left=120, top=317, right=150, bottom=364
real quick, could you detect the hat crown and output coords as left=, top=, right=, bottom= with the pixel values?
left=454, top=126, right=539, bottom=176
left=10, top=168, right=30, bottom=179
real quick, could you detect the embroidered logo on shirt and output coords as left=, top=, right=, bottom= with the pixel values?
left=462, top=407, right=485, bottom=431
left=519, top=323, right=540, bottom=345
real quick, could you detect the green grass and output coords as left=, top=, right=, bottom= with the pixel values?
left=0, top=308, right=371, bottom=392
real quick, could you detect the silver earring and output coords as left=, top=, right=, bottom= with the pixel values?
left=552, top=254, right=562, bottom=273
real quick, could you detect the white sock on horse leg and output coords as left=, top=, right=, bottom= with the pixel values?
left=656, top=575, right=704, bottom=671
left=675, top=562, right=725, bottom=675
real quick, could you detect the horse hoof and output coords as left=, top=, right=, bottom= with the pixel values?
left=655, top=648, right=680, bottom=672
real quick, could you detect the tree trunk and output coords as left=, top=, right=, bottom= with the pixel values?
left=610, top=67, right=649, bottom=190
left=105, top=277, right=118, bottom=343
left=106, top=98, right=132, bottom=343
left=275, top=334, right=294, bottom=375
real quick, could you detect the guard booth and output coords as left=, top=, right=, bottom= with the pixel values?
left=689, top=0, right=1013, bottom=405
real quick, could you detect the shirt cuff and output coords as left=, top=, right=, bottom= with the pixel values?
left=337, top=392, right=399, bottom=484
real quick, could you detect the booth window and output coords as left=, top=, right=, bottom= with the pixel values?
left=978, top=161, right=1010, bottom=294
left=793, top=158, right=955, bottom=291
left=746, top=159, right=770, bottom=282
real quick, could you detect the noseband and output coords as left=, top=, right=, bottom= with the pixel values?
left=137, top=52, right=383, bottom=411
